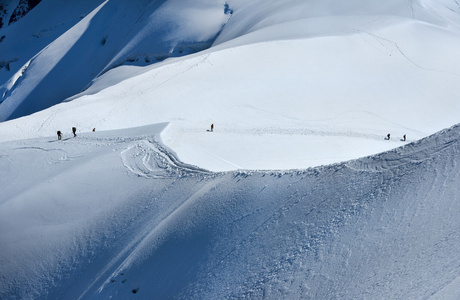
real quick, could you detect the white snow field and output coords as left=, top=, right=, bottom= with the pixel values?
left=1, top=0, right=460, bottom=299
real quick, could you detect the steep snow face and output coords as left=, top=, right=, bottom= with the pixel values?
left=0, top=123, right=459, bottom=299
left=0, top=0, right=104, bottom=83
left=99, top=0, right=232, bottom=74
left=0, top=1, right=109, bottom=120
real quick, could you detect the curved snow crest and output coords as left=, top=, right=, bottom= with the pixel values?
left=346, top=123, right=460, bottom=172
left=88, top=123, right=460, bottom=299
left=1, top=123, right=460, bottom=299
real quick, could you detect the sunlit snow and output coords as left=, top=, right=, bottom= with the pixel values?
left=1, top=0, right=460, bottom=299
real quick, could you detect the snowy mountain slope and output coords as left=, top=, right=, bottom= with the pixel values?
left=0, top=0, right=230, bottom=121
left=0, top=122, right=459, bottom=299
left=1, top=1, right=460, bottom=298
left=0, top=0, right=105, bottom=85
left=0, top=0, right=459, bottom=170
left=1, top=20, right=460, bottom=170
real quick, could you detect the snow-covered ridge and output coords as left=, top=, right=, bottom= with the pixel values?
left=0, top=122, right=459, bottom=299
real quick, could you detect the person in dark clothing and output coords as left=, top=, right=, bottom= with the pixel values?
left=403, top=134, right=406, bottom=141
left=72, top=127, right=77, bottom=137
left=57, top=131, right=62, bottom=140
left=387, top=133, right=390, bottom=140
left=211, top=124, right=214, bottom=132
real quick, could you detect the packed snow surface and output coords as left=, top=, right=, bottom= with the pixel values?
left=1, top=0, right=460, bottom=299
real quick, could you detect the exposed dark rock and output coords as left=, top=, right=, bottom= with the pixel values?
left=0, top=2, right=7, bottom=28
left=0, top=58, right=18, bottom=71
left=8, top=0, right=42, bottom=26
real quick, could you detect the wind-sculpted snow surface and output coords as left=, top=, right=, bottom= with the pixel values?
left=1, top=123, right=460, bottom=299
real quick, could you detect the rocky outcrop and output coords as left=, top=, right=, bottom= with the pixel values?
left=0, top=0, right=41, bottom=29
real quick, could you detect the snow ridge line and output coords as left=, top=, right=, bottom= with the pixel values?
left=346, top=124, right=460, bottom=172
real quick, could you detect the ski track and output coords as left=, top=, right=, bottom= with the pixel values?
left=75, top=133, right=217, bottom=299
left=85, top=175, right=226, bottom=300
left=12, top=146, right=80, bottom=165
left=186, top=126, right=407, bottom=142
left=120, top=137, right=211, bottom=179
left=77, top=178, right=182, bottom=300
left=356, top=27, right=460, bottom=77
left=120, top=140, right=178, bottom=179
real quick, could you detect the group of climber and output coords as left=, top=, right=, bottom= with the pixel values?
left=57, top=127, right=96, bottom=140
left=208, top=124, right=407, bottom=143
left=57, top=124, right=407, bottom=143
left=386, top=133, right=406, bottom=142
